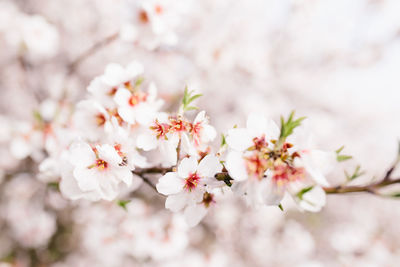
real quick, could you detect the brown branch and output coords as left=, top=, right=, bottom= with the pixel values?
left=132, top=167, right=173, bottom=196
left=323, top=177, right=400, bottom=195
left=131, top=164, right=400, bottom=197
left=67, top=32, right=119, bottom=75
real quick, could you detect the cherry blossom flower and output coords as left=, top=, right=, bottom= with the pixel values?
left=60, top=141, right=133, bottom=201
left=120, top=0, right=180, bottom=49
left=72, top=100, right=111, bottom=142
left=114, top=82, right=163, bottom=125
left=136, top=112, right=180, bottom=167
left=189, top=110, right=217, bottom=148
left=87, top=61, right=144, bottom=108
left=156, top=155, right=222, bottom=226
left=225, top=113, right=333, bottom=211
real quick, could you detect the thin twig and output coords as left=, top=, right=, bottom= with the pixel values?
left=67, top=32, right=119, bottom=75
left=131, top=163, right=400, bottom=197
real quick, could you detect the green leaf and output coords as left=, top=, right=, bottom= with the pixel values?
left=117, top=200, right=131, bottom=211
left=278, top=203, right=284, bottom=211
left=33, top=110, right=43, bottom=123
left=279, top=111, right=306, bottom=142
left=47, top=182, right=59, bottom=190
left=180, top=86, right=202, bottom=113
left=335, top=146, right=344, bottom=154
left=345, top=165, right=365, bottom=181
left=337, top=155, right=353, bottom=162
left=220, top=134, right=227, bottom=147
left=335, top=146, right=352, bottom=162
left=296, top=186, right=313, bottom=200
left=215, top=173, right=232, bottom=187
left=134, top=77, right=144, bottom=87
left=391, top=192, right=400, bottom=198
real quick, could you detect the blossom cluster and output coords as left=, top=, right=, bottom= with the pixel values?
left=3, top=1, right=400, bottom=265
left=3, top=60, right=336, bottom=228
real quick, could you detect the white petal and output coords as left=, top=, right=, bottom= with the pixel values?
left=97, top=175, right=119, bottom=201
left=260, top=178, right=285, bottom=206
left=197, top=154, right=222, bottom=178
left=178, top=157, right=198, bottom=178
left=305, top=150, right=336, bottom=176
left=159, top=140, right=178, bottom=167
left=296, top=186, right=326, bottom=212
left=300, top=150, right=334, bottom=187
left=225, top=151, right=248, bottom=181
left=129, top=174, right=143, bottom=191
left=137, top=132, right=158, bottom=151
left=165, top=192, right=190, bottom=212
left=193, top=110, right=206, bottom=124
left=246, top=113, right=280, bottom=140
left=117, top=106, right=135, bottom=124
left=246, top=113, right=268, bottom=133
left=147, top=82, right=158, bottom=101
left=126, top=61, right=144, bottom=77
left=156, top=172, right=184, bottom=195
left=69, top=142, right=95, bottom=167
left=226, top=128, right=253, bottom=151
left=201, top=124, right=217, bottom=143
left=181, top=133, right=197, bottom=156
left=73, top=167, right=100, bottom=191
left=184, top=204, right=208, bottom=227
left=60, top=166, right=85, bottom=200
left=113, top=88, right=131, bottom=106
left=97, top=144, right=121, bottom=165
left=103, top=63, right=125, bottom=86
left=112, top=166, right=133, bottom=186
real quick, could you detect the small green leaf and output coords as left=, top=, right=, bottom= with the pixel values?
left=134, top=77, right=144, bottom=87
left=33, top=110, right=43, bottom=123
left=48, top=182, right=59, bottom=190
left=117, top=200, right=131, bottom=211
left=180, top=86, right=202, bottom=113
left=337, top=155, right=353, bottom=162
left=391, top=192, right=400, bottom=198
left=221, top=134, right=227, bottom=147
left=279, top=111, right=306, bottom=142
left=335, top=146, right=345, bottom=154
left=335, top=146, right=352, bottom=162
left=278, top=203, right=284, bottom=211
left=345, top=165, right=365, bottom=181
left=296, top=186, right=313, bottom=200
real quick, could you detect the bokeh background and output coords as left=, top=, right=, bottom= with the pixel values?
left=1, top=0, right=400, bottom=266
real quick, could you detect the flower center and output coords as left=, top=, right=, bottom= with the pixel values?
left=272, top=164, right=305, bottom=187
left=169, top=117, right=187, bottom=133
left=184, top=173, right=201, bottom=191
left=128, top=92, right=147, bottom=107
left=155, top=5, right=163, bottom=14
left=108, top=87, right=118, bottom=96
left=95, top=159, right=108, bottom=170
left=252, top=135, right=268, bottom=150
left=191, top=122, right=202, bottom=146
left=138, top=10, right=149, bottom=23
left=150, top=120, right=170, bottom=139
left=202, top=192, right=215, bottom=208
left=245, top=153, right=268, bottom=179
left=96, top=113, right=106, bottom=126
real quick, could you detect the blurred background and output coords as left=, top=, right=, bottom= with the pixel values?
left=1, top=0, right=400, bottom=266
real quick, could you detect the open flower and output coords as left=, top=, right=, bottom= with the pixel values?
left=156, top=155, right=222, bottom=226
left=87, top=61, right=144, bottom=108
left=225, top=113, right=334, bottom=211
left=189, top=111, right=217, bottom=147
left=60, top=141, right=133, bottom=201
left=114, top=82, right=163, bottom=125
left=226, top=113, right=280, bottom=152
left=72, top=100, right=111, bottom=142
